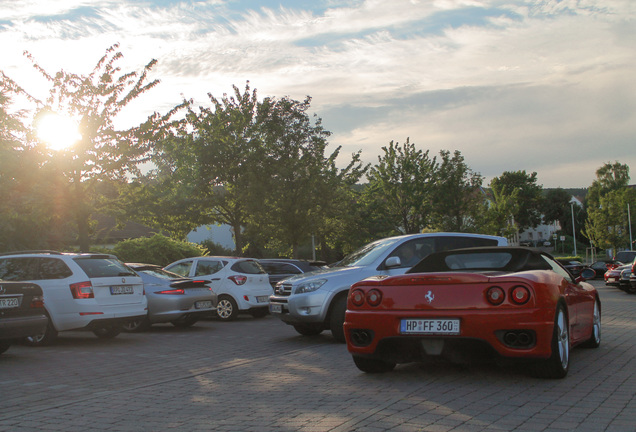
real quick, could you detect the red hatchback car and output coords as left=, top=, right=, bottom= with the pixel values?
left=344, top=247, right=600, bottom=379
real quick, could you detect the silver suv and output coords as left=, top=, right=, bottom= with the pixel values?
left=0, top=251, right=147, bottom=345
left=269, top=233, right=508, bottom=342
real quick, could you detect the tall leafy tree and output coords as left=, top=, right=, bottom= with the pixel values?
left=488, top=170, right=543, bottom=232
left=430, top=150, right=486, bottom=232
left=365, top=139, right=437, bottom=234
left=584, top=162, right=633, bottom=251
left=248, top=96, right=366, bottom=257
left=0, top=44, right=180, bottom=251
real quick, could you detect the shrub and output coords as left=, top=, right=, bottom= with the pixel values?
left=112, top=234, right=207, bottom=266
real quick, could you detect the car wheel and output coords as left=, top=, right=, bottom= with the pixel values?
left=171, top=316, right=199, bottom=328
left=0, top=341, right=10, bottom=355
left=533, top=304, right=569, bottom=379
left=581, top=298, right=601, bottom=348
left=122, top=316, right=151, bottom=333
left=216, top=296, right=238, bottom=321
left=24, top=317, right=58, bottom=346
left=329, top=295, right=347, bottom=343
left=93, top=325, right=122, bottom=339
left=293, top=323, right=323, bottom=336
left=249, top=308, right=269, bottom=318
left=352, top=355, right=396, bottom=373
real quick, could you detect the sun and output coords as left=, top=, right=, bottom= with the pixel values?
left=36, top=113, right=82, bottom=151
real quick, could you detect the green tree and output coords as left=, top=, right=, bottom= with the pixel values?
left=365, top=139, right=437, bottom=234
left=430, top=150, right=487, bottom=232
left=248, top=95, right=366, bottom=258
left=584, top=162, right=633, bottom=251
left=0, top=44, right=181, bottom=251
left=585, top=188, right=636, bottom=252
left=488, top=171, right=543, bottom=232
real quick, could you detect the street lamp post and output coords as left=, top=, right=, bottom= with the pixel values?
left=571, top=202, right=577, bottom=256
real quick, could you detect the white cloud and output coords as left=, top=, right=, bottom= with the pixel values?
left=0, top=0, right=634, bottom=187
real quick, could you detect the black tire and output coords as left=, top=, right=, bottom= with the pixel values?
left=533, top=304, right=569, bottom=379
left=216, top=296, right=238, bottom=321
left=0, top=341, right=10, bottom=355
left=581, top=298, right=601, bottom=348
left=122, top=316, right=151, bottom=333
left=24, top=317, right=58, bottom=346
left=93, top=325, right=122, bottom=339
left=353, top=355, right=396, bottom=373
left=171, top=316, right=199, bottom=328
left=249, top=308, right=269, bottom=318
left=329, top=295, right=347, bottom=343
left=293, top=323, right=323, bottom=336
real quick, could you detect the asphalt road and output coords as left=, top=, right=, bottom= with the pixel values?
left=1, top=280, right=635, bottom=432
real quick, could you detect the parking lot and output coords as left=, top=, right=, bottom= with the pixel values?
left=1, top=280, right=635, bottom=432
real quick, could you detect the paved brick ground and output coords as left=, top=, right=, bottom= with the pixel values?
left=1, top=280, right=634, bottom=432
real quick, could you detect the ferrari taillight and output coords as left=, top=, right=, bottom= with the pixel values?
left=510, top=286, right=530, bottom=304
left=486, top=286, right=505, bottom=305
left=70, top=281, right=94, bottom=299
left=351, top=289, right=365, bottom=307
left=366, top=289, right=383, bottom=307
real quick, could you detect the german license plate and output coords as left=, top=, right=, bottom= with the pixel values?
left=270, top=303, right=282, bottom=314
left=400, top=319, right=460, bottom=335
left=256, top=295, right=269, bottom=303
left=195, top=300, right=212, bottom=309
left=0, top=297, right=20, bottom=309
left=110, top=286, right=134, bottom=295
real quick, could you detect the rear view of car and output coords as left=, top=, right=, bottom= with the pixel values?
left=259, top=259, right=327, bottom=288
left=0, top=281, right=48, bottom=355
left=0, top=252, right=147, bottom=345
left=124, top=264, right=217, bottom=331
left=165, top=257, right=273, bottom=321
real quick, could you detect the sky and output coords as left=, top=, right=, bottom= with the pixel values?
left=1, top=0, right=634, bottom=188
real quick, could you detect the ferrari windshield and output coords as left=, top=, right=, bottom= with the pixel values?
left=335, top=237, right=402, bottom=267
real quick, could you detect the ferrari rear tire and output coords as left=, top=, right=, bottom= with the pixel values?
left=534, top=304, right=569, bottom=379
left=581, top=298, right=601, bottom=348
left=0, top=341, right=11, bottom=355
left=353, top=355, right=396, bottom=373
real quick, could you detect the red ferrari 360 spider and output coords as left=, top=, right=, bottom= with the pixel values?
left=344, top=247, right=601, bottom=379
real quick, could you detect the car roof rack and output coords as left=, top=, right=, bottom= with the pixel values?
left=0, top=250, right=63, bottom=257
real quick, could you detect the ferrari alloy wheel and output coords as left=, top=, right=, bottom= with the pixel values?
left=216, top=296, right=238, bottom=321
left=582, top=298, right=601, bottom=348
left=534, top=305, right=569, bottom=379
left=352, top=355, right=396, bottom=373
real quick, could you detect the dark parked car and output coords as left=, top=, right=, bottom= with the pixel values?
left=589, top=260, right=621, bottom=279
left=614, top=250, right=636, bottom=264
left=556, top=259, right=586, bottom=278
left=258, top=259, right=326, bottom=289
left=619, top=267, right=633, bottom=293
left=0, top=281, right=48, bottom=355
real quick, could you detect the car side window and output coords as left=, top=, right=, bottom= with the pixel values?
left=0, top=257, right=38, bottom=281
left=167, top=261, right=193, bottom=277
left=540, top=255, right=574, bottom=282
left=435, top=236, right=499, bottom=252
left=38, top=258, right=73, bottom=279
left=195, top=260, right=223, bottom=276
left=388, top=239, right=435, bottom=268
